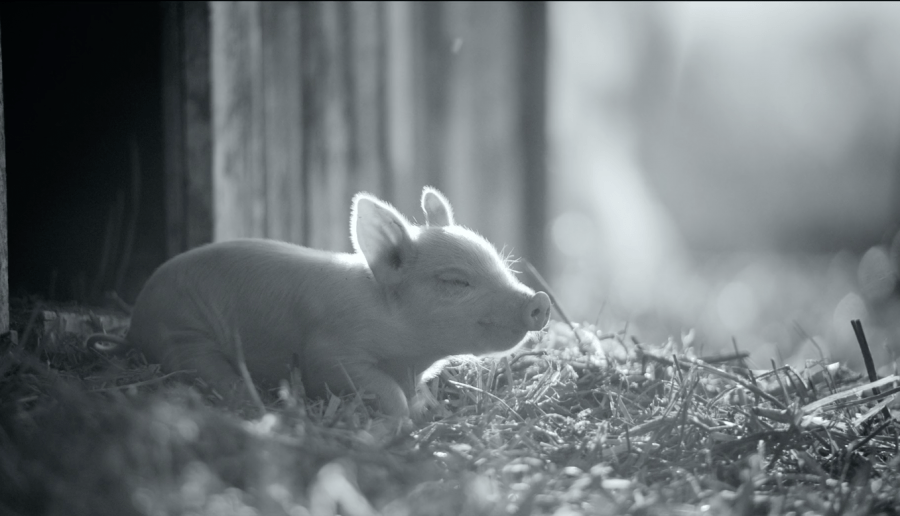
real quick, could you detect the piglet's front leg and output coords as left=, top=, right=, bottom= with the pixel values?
left=158, top=330, right=263, bottom=417
left=338, top=361, right=412, bottom=432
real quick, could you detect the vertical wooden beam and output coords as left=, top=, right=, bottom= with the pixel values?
left=162, top=1, right=212, bottom=256
left=518, top=1, right=547, bottom=273
left=385, top=2, right=417, bottom=217
left=161, top=2, right=185, bottom=256
left=0, top=22, right=8, bottom=334
left=301, top=2, right=352, bottom=252
left=402, top=2, right=547, bottom=271
left=211, top=1, right=265, bottom=242
left=412, top=2, right=450, bottom=196
left=444, top=2, right=523, bottom=263
left=261, top=2, right=304, bottom=243
left=209, top=1, right=310, bottom=246
left=348, top=1, right=390, bottom=203
left=183, top=2, right=213, bottom=251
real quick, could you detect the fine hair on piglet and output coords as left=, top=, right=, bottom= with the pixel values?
left=123, top=187, right=552, bottom=424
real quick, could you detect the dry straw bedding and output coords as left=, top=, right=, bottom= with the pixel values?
left=1, top=308, right=899, bottom=516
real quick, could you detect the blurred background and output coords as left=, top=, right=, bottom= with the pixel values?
left=2, top=2, right=899, bottom=371
left=546, top=2, right=900, bottom=372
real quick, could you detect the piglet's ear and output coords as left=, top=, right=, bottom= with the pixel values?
left=421, top=186, right=454, bottom=227
left=352, top=193, right=414, bottom=285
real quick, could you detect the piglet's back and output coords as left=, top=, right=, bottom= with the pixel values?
left=126, top=239, right=374, bottom=384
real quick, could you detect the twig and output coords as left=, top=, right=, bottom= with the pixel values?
left=90, top=370, right=194, bottom=393
left=655, top=352, right=787, bottom=409
left=83, top=333, right=128, bottom=351
left=851, top=319, right=891, bottom=420
left=848, top=417, right=895, bottom=454
left=731, top=337, right=751, bottom=373
left=19, top=303, right=43, bottom=350
left=233, top=331, right=267, bottom=415
left=699, top=352, right=750, bottom=365
left=521, top=259, right=581, bottom=345
left=508, top=350, right=548, bottom=368
left=672, top=354, right=685, bottom=385
left=771, top=359, right=791, bottom=408
left=445, top=379, right=524, bottom=423
left=829, top=385, right=900, bottom=412
left=801, top=375, right=899, bottom=414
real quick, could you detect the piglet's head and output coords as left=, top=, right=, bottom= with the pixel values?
left=352, top=187, right=551, bottom=356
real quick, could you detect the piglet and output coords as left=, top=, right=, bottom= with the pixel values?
left=126, top=187, right=551, bottom=421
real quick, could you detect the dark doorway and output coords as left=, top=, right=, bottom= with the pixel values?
left=1, top=1, right=165, bottom=304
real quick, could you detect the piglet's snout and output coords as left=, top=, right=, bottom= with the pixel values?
left=523, top=291, right=552, bottom=331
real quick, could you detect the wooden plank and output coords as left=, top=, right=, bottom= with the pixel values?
left=518, top=1, right=548, bottom=273
left=261, top=1, right=304, bottom=243
left=161, top=1, right=186, bottom=256
left=442, top=1, right=523, bottom=261
left=411, top=2, right=450, bottom=198
left=162, top=1, right=213, bottom=257
left=298, top=1, right=321, bottom=247
left=348, top=1, right=390, bottom=202
left=182, top=1, right=213, bottom=250
left=384, top=1, right=418, bottom=217
left=301, top=1, right=352, bottom=252
left=211, top=1, right=266, bottom=241
left=0, top=22, right=8, bottom=334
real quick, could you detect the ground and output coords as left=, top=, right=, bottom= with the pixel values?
left=1, top=302, right=899, bottom=516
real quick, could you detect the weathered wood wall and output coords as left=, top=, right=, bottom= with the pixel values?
left=162, top=1, right=214, bottom=257
left=402, top=2, right=547, bottom=271
left=165, top=1, right=547, bottom=271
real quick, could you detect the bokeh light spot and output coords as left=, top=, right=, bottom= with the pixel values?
left=859, top=246, right=897, bottom=303
left=716, top=281, right=759, bottom=332
left=551, top=211, right=597, bottom=259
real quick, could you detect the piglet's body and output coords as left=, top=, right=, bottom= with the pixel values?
left=127, top=187, right=551, bottom=419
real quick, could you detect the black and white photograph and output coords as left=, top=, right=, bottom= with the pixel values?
left=1, top=2, right=899, bottom=515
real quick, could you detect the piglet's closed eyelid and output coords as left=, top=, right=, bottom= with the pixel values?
left=436, top=270, right=470, bottom=283
left=435, top=266, right=466, bottom=276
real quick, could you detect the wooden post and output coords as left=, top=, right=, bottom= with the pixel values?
left=299, top=1, right=353, bottom=252
left=519, top=2, right=548, bottom=273
left=211, top=1, right=266, bottom=241
left=162, top=1, right=213, bottom=257
left=261, top=1, right=304, bottom=244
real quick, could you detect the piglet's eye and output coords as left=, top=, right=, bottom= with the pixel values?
left=438, top=274, right=470, bottom=287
